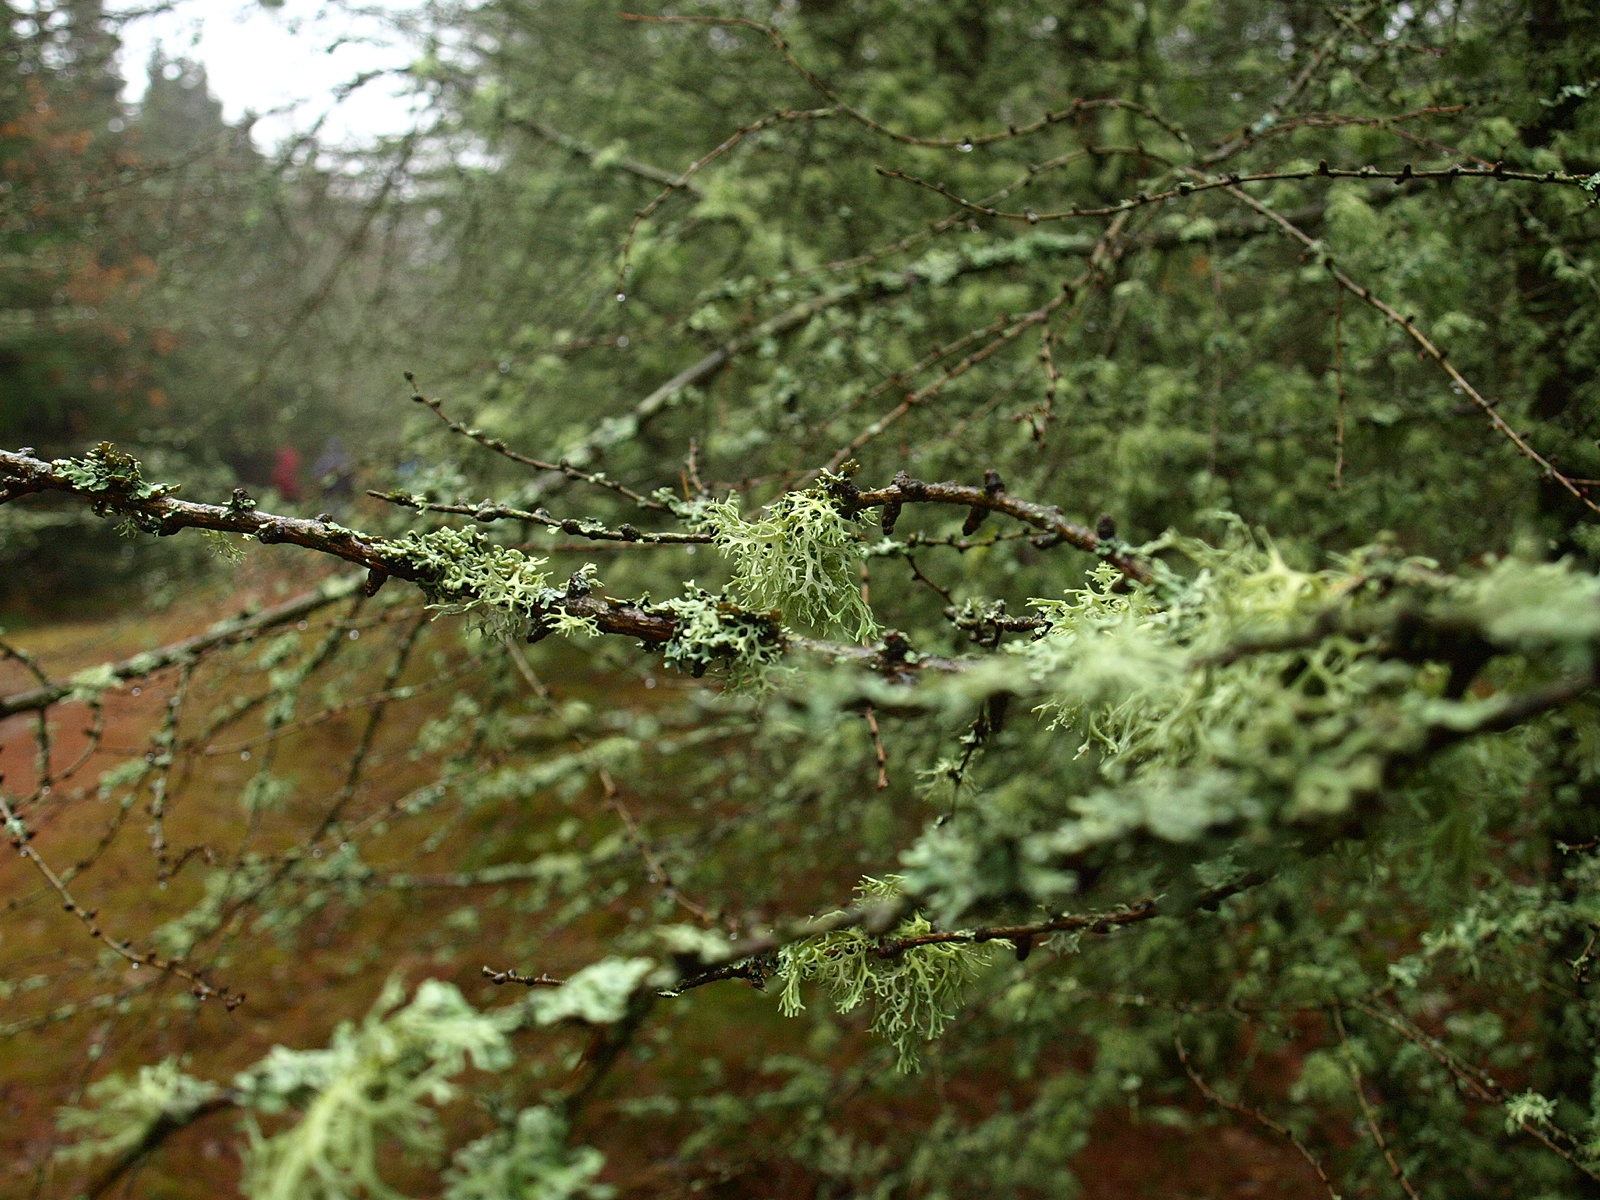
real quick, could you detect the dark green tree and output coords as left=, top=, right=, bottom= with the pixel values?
left=0, top=3, right=428, bottom=602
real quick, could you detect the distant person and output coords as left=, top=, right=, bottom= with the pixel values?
left=271, top=445, right=303, bottom=501
left=313, top=436, right=354, bottom=499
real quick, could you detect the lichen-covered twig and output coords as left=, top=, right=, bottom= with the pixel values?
left=0, top=447, right=968, bottom=677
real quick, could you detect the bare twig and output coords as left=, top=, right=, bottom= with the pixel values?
left=406, top=376, right=667, bottom=509
left=1216, top=181, right=1600, bottom=516
left=877, top=159, right=1593, bottom=225
left=0, top=572, right=366, bottom=717
left=1333, top=287, right=1347, bottom=491
left=624, top=15, right=1193, bottom=152
left=862, top=705, right=889, bottom=791
left=1175, top=1030, right=1341, bottom=1200
left=507, top=114, right=706, bottom=195
left=821, top=210, right=1133, bottom=474
left=0, top=793, right=242, bottom=1007
left=1334, top=1009, right=1422, bottom=1200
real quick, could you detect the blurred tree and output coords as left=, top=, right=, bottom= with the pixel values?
left=0, top=0, right=145, bottom=448
left=0, top=2, right=423, bottom=602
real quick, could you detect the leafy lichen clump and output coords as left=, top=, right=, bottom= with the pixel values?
left=690, top=487, right=877, bottom=640
left=776, top=877, right=993, bottom=1072
left=443, top=1106, right=613, bottom=1200
left=383, top=527, right=600, bottom=639
left=51, top=442, right=176, bottom=505
left=56, top=981, right=620, bottom=1200
left=657, top=584, right=784, bottom=679
left=233, top=978, right=515, bottom=1200
left=55, top=1059, right=222, bottom=1165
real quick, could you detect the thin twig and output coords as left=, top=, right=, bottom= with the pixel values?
left=1353, top=998, right=1600, bottom=1181
left=507, top=114, right=706, bottom=195
left=877, top=158, right=1589, bottom=225
left=0, top=794, right=242, bottom=1007
left=1335, top=1009, right=1422, bottom=1200
left=624, top=14, right=1193, bottom=152
left=371, top=492, right=708, bottom=542
left=307, top=612, right=429, bottom=849
left=1333, top=286, right=1347, bottom=491
left=599, top=767, right=721, bottom=928
left=1217, top=181, right=1600, bottom=516
left=406, top=375, right=667, bottom=509
left=0, top=573, right=366, bottom=717
left=1174, top=1030, right=1340, bottom=1200
left=821, top=210, right=1133, bottom=475
left=862, top=705, right=889, bottom=791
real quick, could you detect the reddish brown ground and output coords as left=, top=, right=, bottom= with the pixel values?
left=0, top=568, right=1330, bottom=1200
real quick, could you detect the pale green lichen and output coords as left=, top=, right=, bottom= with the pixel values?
left=690, top=486, right=877, bottom=640
left=776, top=877, right=993, bottom=1072
left=233, top=978, right=514, bottom=1200
left=1505, top=1088, right=1559, bottom=1133
left=51, top=442, right=176, bottom=504
left=522, top=956, right=657, bottom=1026
left=906, top=530, right=1600, bottom=922
left=443, top=1106, right=612, bottom=1200
left=1013, top=532, right=1416, bottom=819
left=67, top=662, right=123, bottom=705
left=382, top=527, right=601, bottom=639
left=55, top=977, right=614, bottom=1199
left=657, top=584, right=783, bottom=679
left=55, top=1058, right=223, bottom=1164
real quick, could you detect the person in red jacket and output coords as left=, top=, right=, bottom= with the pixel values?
left=270, top=445, right=303, bottom=502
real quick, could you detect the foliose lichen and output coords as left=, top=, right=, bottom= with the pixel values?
left=657, top=584, right=784, bottom=680
left=689, top=485, right=877, bottom=640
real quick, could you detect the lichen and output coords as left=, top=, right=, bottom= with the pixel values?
left=55, top=1059, right=223, bottom=1164
left=382, top=526, right=601, bottom=640
left=521, top=957, right=656, bottom=1026
left=443, top=1106, right=612, bottom=1200
left=775, top=876, right=993, bottom=1072
left=657, top=584, right=784, bottom=680
left=51, top=442, right=176, bottom=504
left=689, top=485, right=877, bottom=640
left=233, top=978, right=515, bottom=1200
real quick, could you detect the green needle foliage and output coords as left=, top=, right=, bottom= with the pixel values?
left=7, top=1, right=1600, bottom=1198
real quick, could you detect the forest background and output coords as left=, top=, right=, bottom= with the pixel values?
left=3, top=0, right=1600, bottom=1197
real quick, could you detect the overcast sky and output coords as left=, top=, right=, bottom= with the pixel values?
left=114, top=0, right=428, bottom=149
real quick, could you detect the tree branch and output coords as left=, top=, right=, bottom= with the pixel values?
left=506, top=114, right=706, bottom=195
left=0, top=448, right=967, bottom=677
left=0, top=572, right=366, bottom=717
left=838, top=471, right=1154, bottom=584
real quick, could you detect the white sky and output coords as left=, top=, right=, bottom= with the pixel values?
left=114, top=0, right=429, bottom=150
